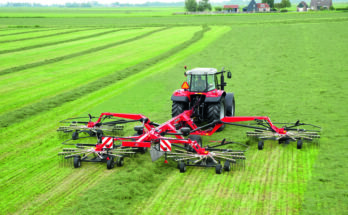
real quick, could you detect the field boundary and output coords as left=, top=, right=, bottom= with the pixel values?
left=0, top=26, right=209, bottom=128
left=0, top=27, right=166, bottom=76
left=0, top=28, right=141, bottom=55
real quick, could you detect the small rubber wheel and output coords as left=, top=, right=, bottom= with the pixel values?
left=72, top=131, right=79, bottom=140
left=179, top=162, right=186, bottom=173
left=107, top=157, right=115, bottom=169
left=216, top=164, right=222, bottom=174
left=73, top=156, right=81, bottom=168
left=297, top=139, right=303, bottom=149
left=116, top=157, right=124, bottom=167
left=285, top=139, right=291, bottom=144
left=224, top=161, right=231, bottom=172
left=258, top=140, right=264, bottom=150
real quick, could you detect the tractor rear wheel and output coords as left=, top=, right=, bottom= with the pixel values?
left=225, top=93, right=235, bottom=117
left=207, top=98, right=226, bottom=132
left=73, top=156, right=81, bottom=168
left=172, top=102, right=185, bottom=118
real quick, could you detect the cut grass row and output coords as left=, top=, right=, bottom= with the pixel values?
left=0, top=27, right=55, bottom=37
left=0, top=27, right=138, bottom=54
left=0, top=26, right=228, bottom=214
left=0, top=27, right=91, bottom=43
left=0, top=27, right=154, bottom=73
left=0, top=26, right=201, bottom=122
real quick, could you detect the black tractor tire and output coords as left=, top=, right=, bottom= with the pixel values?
left=179, top=162, right=186, bottom=173
left=297, top=139, right=303, bottom=149
left=73, top=156, right=81, bottom=168
left=258, top=140, right=264, bottom=150
left=224, top=161, right=231, bottom=172
left=116, top=157, right=124, bottom=167
left=107, top=157, right=115, bottom=170
left=188, top=135, right=202, bottom=147
left=225, top=93, right=235, bottom=117
left=172, top=102, right=186, bottom=118
left=215, top=164, right=223, bottom=174
left=207, top=97, right=226, bottom=132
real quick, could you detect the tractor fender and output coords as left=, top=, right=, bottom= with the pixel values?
left=204, top=92, right=226, bottom=103
left=171, top=95, right=189, bottom=103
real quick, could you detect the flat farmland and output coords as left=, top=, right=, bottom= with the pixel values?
left=0, top=8, right=347, bottom=215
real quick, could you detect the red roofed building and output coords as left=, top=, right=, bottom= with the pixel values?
left=256, top=3, right=270, bottom=12
left=224, top=5, right=240, bottom=13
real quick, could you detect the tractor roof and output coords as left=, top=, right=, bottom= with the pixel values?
left=186, top=68, right=217, bottom=75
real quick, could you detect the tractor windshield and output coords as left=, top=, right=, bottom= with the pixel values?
left=187, top=74, right=215, bottom=92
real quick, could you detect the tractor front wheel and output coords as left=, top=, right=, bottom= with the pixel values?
left=225, top=93, right=235, bottom=117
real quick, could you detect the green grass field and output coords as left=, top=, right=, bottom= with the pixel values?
left=0, top=7, right=347, bottom=215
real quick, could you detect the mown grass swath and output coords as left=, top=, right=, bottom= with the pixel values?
left=0, top=27, right=166, bottom=75
left=0, top=28, right=92, bottom=43
left=0, top=27, right=200, bottom=115
left=0, top=27, right=142, bottom=54
left=0, top=26, right=209, bottom=128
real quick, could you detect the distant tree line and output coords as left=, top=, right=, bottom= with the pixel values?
left=185, top=0, right=212, bottom=12
left=274, top=0, right=292, bottom=10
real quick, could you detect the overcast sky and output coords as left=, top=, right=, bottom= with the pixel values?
left=0, top=0, right=229, bottom=4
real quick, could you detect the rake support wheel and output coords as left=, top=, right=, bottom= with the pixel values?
left=179, top=162, right=186, bottom=173
left=216, top=164, right=222, bottom=174
left=117, top=157, right=124, bottom=167
left=297, top=139, right=303, bottom=149
left=224, top=161, right=231, bottom=172
left=258, top=140, right=264, bottom=150
left=73, top=156, right=81, bottom=168
left=107, top=157, right=115, bottom=169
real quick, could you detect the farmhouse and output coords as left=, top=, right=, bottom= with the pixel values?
left=224, top=5, right=239, bottom=13
left=243, top=0, right=257, bottom=12
left=297, top=1, right=309, bottom=12
left=256, top=3, right=270, bottom=12
left=310, top=0, right=332, bottom=10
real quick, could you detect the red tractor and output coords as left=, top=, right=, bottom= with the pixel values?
left=171, top=67, right=235, bottom=130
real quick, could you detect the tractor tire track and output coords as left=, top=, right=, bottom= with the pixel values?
left=0, top=28, right=91, bottom=44
left=0, top=26, right=209, bottom=129
left=0, top=27, right=166, bottom=76
left=0, top=28, right=140, bottom=55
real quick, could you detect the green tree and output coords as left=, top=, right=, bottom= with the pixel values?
left=197, top=0, right=212, bottom=12
left=185, top=0, right=197, bottom=12
left=274, top=3, right=282, bottom=10
left=281, top=0, right=291, bottom=8
left=262, top=0, right=274, bottom=9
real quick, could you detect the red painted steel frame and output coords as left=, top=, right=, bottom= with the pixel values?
left=90, top=110, right=287, bottom=155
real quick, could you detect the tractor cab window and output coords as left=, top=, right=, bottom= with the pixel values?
left=187, top=74, right=215, bottom=92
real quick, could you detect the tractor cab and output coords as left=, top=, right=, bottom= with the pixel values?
left=185, top=68, right=217, bottom=92
left=184, top=68, right=231, bottom=92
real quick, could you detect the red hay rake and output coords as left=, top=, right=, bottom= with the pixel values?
left=58, top=106, right=320, bottom=174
